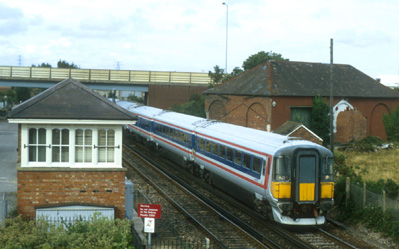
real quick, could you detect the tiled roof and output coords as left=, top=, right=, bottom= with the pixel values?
left=8, top=78, right=136, bottom=120
left=273, top=121, right=303, bottom=136
left=204, top=61, right=399, bottom=98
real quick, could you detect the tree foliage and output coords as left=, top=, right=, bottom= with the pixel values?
left=208, top=65, right=225, bottom=85
left=31, top=60, right=79, bottom=69
left=169, top=94, right=206, bottom=118
left=0, top=215, right=133, bottom=249
left=310, top=95, right=330, bottom=146
left=383, top=105, right=399, bottom=141
left=127, top=95, right=144, bottom=103
left=57, top=60, right=79, bottom=69
left=32, top=62, right=52, bottom=68
left=242, top=51, right=288, bottom=71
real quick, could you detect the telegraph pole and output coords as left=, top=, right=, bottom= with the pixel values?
left=329, top=39, right=334, bottom=152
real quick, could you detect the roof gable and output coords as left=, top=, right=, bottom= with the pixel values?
left=204, top=61, right=399, bottom=99
left=8, top=78, right=136, bottom=121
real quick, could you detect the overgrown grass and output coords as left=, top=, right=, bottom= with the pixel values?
left=342, top=148, right=399, bottom=182
left=334, top=137, right=399, bottom=243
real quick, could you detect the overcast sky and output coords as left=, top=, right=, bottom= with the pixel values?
left=0, top=0, right=398, bottom=80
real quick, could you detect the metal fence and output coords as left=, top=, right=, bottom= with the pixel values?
left=132, top=188, right=223, bottom=249
left=347, top=179, right=399, bottom=220
left=0, top=66, right=212, bottom=85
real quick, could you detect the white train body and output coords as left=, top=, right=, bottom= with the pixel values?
left=118, top=101, right=334, bottom=225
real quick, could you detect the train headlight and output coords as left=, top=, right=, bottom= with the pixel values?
left=271, top=181, right=291, bottom=199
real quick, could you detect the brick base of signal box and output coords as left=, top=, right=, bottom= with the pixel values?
left=17, top=167, right=126, bottom=219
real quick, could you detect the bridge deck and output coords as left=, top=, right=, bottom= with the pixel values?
left=0, top=66, right=211, bottom=85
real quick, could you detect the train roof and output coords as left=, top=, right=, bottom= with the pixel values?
left=117, top=101, right=329, bottom=156
left=116, top=101, right=142, bottom=111
left=155, top=111, right=206, bottom=131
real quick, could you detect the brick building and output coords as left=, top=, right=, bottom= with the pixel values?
left=204, top=61, right=399, bottom=144
left=7, top=78, right=136, bottom=219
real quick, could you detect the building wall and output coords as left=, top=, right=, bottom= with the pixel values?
left=17, top=169, right=126, bottom=219
left=148, top=85, right=208, bottom=110
left=335, top=109, right=367, bottom=143
left=206, top=94, right=399, bottom=143
left=205, top=95, right=272, bottom=130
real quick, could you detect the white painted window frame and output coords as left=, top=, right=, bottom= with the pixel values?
left=21, top=124, right=123, bottom=168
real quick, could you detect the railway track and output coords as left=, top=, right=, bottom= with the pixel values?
left=123, top=140, right=372, bottom=248
left=123, top=144, right=272, bottom=248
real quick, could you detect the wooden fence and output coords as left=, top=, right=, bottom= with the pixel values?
left=345, top=177, right=399, bottom=219
left=0, top=66, right=212, bottom=85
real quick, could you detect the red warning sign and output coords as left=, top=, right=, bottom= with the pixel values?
left=137, top=203, right=162, bottom=219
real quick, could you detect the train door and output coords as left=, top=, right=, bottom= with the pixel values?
left=295, top=150, right=319, bottom=204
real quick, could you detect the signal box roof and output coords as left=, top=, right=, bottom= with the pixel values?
left=8, top=78, right=136, bottom=123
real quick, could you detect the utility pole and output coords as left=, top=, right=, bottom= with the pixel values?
left=330, top=39, right=334, bottom=152
left=222, top=2, right=228, bottom=74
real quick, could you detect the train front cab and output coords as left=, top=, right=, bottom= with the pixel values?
left=270, top=148, right=334, bottom=225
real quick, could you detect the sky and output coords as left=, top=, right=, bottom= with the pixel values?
left=0, top=0, right=398, bottom=81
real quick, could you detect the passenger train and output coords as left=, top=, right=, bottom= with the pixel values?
left=117, top=101, right=334, bottom=225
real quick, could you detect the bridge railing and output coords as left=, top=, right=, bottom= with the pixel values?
left=0, top=66, right=212, bottom=85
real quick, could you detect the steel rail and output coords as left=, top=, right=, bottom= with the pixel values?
left=123, top=144, right=271, bottom=248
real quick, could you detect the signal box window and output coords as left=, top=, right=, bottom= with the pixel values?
left=28, top=128, right=46, bottom=162
left=75, top=129, right=92, bottom=163
left=52, top=128, right=69, bottom=163
left=98, top=129, right=115, bottom=163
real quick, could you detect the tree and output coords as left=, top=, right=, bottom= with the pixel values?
left=383, top=105, right=399, bottom=141
left=32, top=62, right=52, bottom=68
left=169, top=94, right=206, bottom=118
left=310, top=95, right=330, bottom=146
left=57, top=60, right=79, bottom=69
left=208, top=65, right=225, bottom=85
left=242, top=51, right=288, bottom=71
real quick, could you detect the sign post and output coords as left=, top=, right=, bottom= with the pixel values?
left=138, top=204, right=162, bottom=249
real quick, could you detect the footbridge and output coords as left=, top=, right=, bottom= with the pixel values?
left=0, top=66, right=212, bottom=109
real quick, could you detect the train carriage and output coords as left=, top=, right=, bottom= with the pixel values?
left=118, top=101, right=334, bottom=225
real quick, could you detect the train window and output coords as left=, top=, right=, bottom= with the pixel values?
left=187, top=135, right=192, bottom=146
left=205, top=140, right=212, bottom=153
left=243, top=153, right=251, bottom=169
left=226, top=147, right=233, bottom=161
left=273, top=156, right=291, bottom=181
left=219, top=145, right=226, bottom=159
left=181, top=132, right=186, bottom=143
left=199, top=139, right=205, bottom=151
left=165, top=127, right=169, bottom=136
left=145, top=120, right=150, bottom=130
left=253, top=157, right=262, bottom=174
left=234, top=151, right=242, bottom=166
left=178, top=131, right=182, bottom=141
left=321, top=156, right=334, bottom=181
left=172, top=129, right=176, bottom=139
left=212, top=143, right=218, bottom=155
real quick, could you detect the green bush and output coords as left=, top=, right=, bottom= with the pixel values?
left=336, top=204, right=399, bottom=243
left=0, top=216, right=134, bottom=249
left=366, top=178, right=399, bottom=199
left=347, top=136, right=386, bottom=152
